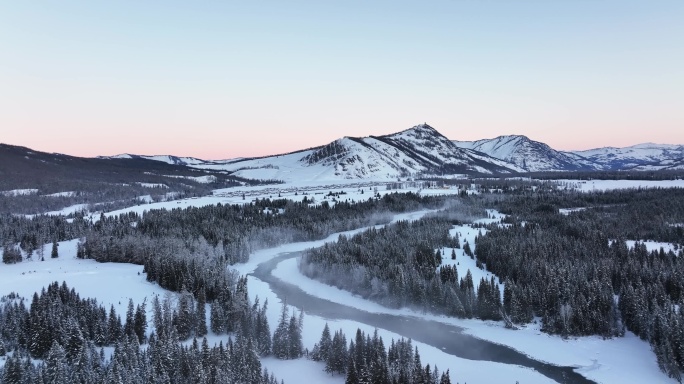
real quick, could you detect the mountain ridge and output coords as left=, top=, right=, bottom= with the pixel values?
left=13, top=124, right=684, bottom=183
left=453, top=135, right=599, bottom=172
left=191, top=124, right=524, bottom=181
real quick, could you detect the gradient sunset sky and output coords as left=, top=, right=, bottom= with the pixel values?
left=1, top=1, right=682, bottom=159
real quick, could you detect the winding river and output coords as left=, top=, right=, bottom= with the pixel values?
left=251, top=251, right=594, bottom=384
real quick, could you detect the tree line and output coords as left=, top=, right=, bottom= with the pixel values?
left=310, top=324, right=452, bottom=384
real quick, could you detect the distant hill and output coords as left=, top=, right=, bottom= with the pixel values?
left=0, top=143, right=252, bottom=215
left=453, top=135, right=598, bottom=172
left=571, top=143, right=684, bottom=171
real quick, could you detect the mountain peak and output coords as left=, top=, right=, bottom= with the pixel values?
left=386, top=123, right=447, bottom=141
left=410, top=122, right=438, bottom=132
left=503, top=134, right=531, bottom=141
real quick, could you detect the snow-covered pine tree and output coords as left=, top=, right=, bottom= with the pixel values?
left=272, top=301, right=290, bottom=359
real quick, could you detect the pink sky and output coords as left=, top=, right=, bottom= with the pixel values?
left=1, top=1, right=682, bottom=159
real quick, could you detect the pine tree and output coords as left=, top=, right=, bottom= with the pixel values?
left=272, top=301, right=290, bottom=359
left=124, top=299, right=136, bottom=339
left=45, top=341, right=68, bottom=383
left=210, top=300, right=226, bottom=334
left=2, top=245, right=22, bottom=264
left=314, top=323, right=332, bottom=362
left=439, top=369, right=451, bottom=384
left=287, top=309, right=303, bottom=358
left=2, top=350, right=24, bottom=383
left=328, top=330, right=347, bottom=375
left=64, top=318, right=85, bottom=362
left=174, top=290, right=195, bottom=340
left=412, top=347, right=424, bottom=384
left=195, top=290, right=208, bottom=338
left=134, top=301, right=147, bottom=343
left=255, top=300, right=272, bottom=356
left=107, top=305, right=122, bottom=344
left=51, top=240, right=59, bottom=258
left=346, top=356, right=359, bottom=383
left=463, top=242, right=473, bottom=258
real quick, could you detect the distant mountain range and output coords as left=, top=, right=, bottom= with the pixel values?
left=4, top=124, right=683, bottom=187
left=453, top=135, right=598, bottom=173
left=454, top=136, right=684, bottom=173
left=100, top=124, right=684, bottom=180
left=103, top=124, right=526, bottom=181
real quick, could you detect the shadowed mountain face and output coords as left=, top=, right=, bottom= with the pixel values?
left=0, top=143, right=243, bottom=189
left=0, top=143, right=258, bottom=215
left=300, top=124, right=524, bottom=178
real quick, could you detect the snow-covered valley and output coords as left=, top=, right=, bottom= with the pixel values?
left=2, top=177, right=684, bottom=383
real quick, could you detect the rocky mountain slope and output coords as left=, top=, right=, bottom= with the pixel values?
left=454, top=135, right=598, bottom=172
left=190, top=124, right=524, bottom=181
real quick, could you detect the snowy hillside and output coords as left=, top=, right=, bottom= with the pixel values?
left=191, top=124, right=523, bottom=182
left=96, top=127, right=684, bottom=177
left=101, top=153, right=210, bottom=166
left=454, top=135, right=598, bottom=172
left=572, top=143, right=684, bottom=171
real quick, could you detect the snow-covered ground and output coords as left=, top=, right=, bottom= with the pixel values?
left=80, top=182, right=460, bottom=222
left=163, top=174, right=217, bottom=183
left=24, top=203, right=90, bottom=219
left=559, top=207, right=588, bottom=215
left=0, top=240, right=170, bottom=326
left=557, top=179, right=684, bottom=192
left=136, top=182, right=168, bottom=188
left=0, top=188, right=39, bottom=196
left=624, top=240, right=678, bottom=254
left=41, top=191, right=77, bottom=197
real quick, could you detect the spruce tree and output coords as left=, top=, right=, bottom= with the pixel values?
left=287, top=309, right=303, bottom=358
left=134, top=301, right=147, bottom=343
left=272, top=301, right=290, bottom=359
left=195, top=290, right=208, bottom=338
left=51, top=240, right=59, bottom=258
left=315, top=323, right=332, bottom=362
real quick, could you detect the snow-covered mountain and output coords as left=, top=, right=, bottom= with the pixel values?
left=100, top=154, right=209, bottom=166
left=190, top=124, right=524, bottom=182
left=96, top=126, right=684, bottom=180
left=453, top=135, right=598, bottom=172
left=571, top=143, right=684, bottom=171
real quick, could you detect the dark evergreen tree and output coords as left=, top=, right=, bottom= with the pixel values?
left=195, top=290, right=207, bottom=338
left=133, top=301, right=147, bottom=343
left=272, top=301, right=290, bottom=359
left=51, top=240, right=59, bottom=258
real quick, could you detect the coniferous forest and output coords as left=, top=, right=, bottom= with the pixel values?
left=0, top=192, right=452, bottom=384
left=2, top=183, right=684, bottom=381
left=300, top=187, right=684, bottom=381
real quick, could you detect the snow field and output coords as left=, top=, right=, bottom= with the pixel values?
left=557, top=179, right=684, bottom=192
left=0, top=240, right=173, bottom=337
